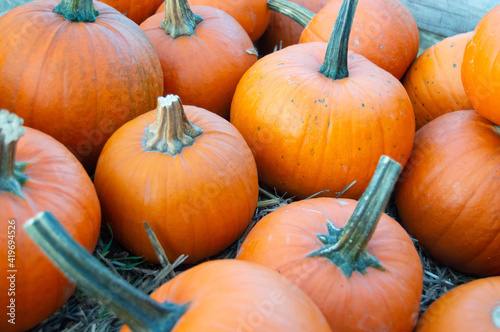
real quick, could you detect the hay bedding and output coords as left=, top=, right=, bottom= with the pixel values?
left=29, top=188, right=476, bottom=332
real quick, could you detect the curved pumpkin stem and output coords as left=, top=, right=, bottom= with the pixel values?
left=53, top=0, right=100, bottom=23
left=267, top=0, right=314, bottom=28
left=319, top=0, right=358, bottom=80
left=0, top=110, right=28, bottom=199
left=24, top=211, right=188, bottom=332
left=308, top=155, right=402, bottom=278
left=160, top=0, right=203, bottom=39
left=145, top=95, right=203, bottom=155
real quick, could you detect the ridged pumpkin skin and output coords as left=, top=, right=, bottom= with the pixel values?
left=462, top=5, right=500, bottom=125
left=141, top=6, right=257, bottom=119
left=403, top=32, right=473, bottom=130
left=230, top=43, right=415, bottom=200
left=0, top=0, right=164, bottom=173
left=120, top=260, right=332, bottom=331
left=416, top=277, right=500, bottom=331
left=101, top=0, right=165, bottom=24
left=300, top=0, right=419, bottom=79
left=237, top=198, right=423, bottom=331
left=156, top=0, right=271, bottom=41
left=257, top=0, right=328, bottom=55
left=94, top=105, right=258, bottom=264
left=395, top=110, right=500, bottom=276
left=0, top=127, right=101, bottom=332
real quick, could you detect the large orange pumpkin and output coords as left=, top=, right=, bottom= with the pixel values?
left=101, top=0, right=165, bottom=24
left=0, top=0, right=164, bottom=174
left=403, top=32, right=473, bottom=129
left=462, top=5, right=500, bottom=125
left=257, top=0, right=328, bottom=55
left=230, top=0, right=415, bottom=200
left=237, top=156, right=423, bottom=331
left=416, top=277, right=500, bottom=331
left=395, top=110, right=500, bottom=276
left=25, top=212, right=333, bottom=332
left=299, top=0, right=419, bottom=79
left=156, top=0, right=271, bottom=41
left=0, top=111, right=101, bottom=331
left=144, top=0, right=257, bottom=119
left=94, top=95, right=259, bottom=264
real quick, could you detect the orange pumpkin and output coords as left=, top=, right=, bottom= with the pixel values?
left=395, top=110, right=500, bottom=276
left=403, top=32, right=473, bottom=129
left=94, top=95, right=259, bottom=264
left=462, top=5, right=500, bottom=125
left=257, top=0, right=328, bottom=55
left=230, top=0, right=415, bottom=200
left=25, top=212, right=333, bottom=332
left=0, top=0, right=164, bottom=174
left=156, top=0, right=271, bottom=41
left=237, top=156, right=423, bottom=331
left=101, top=0, right=165, bottom=24
left=416, top=277, right=500, bottom=331
left=299, top=0, right=419, bottom=79
left=0, top=111, right=101, bottom=331
left=143, top=0, right=257, bottom=119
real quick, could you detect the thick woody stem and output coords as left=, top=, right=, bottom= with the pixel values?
left=145, top=95, right=202, bottom=155
left=160, top=0, right=203, bottom=38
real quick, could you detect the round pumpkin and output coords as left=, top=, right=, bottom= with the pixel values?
left=143, top=1, right=257, bottom=119
left=101, top=0, right=165, bottom=24
left=395, top=110, right=500, bottom=276
left=237, top=156, right=423, bottom=331
left=0, top=110, right=101, bottom=332
left=403, top=32, right=473, bottom=129
left=230, top=0, right=415, bottom=200
left=24, top=212, right=333, bottom=332
left=94, top=95, right=259, bottom=264
left=462, top=5, right=500, bottom=125
left=257, top=0, right=328, bottom=55
left=299, top=0, right=419, bottom=79
left=156, top=0, right=271, bottom=41
left=416, top=277, right=500, bottom=331
left=0, top=0, right=164, bottom=174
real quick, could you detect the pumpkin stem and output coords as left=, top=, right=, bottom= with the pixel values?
left=53, top=0, right=100, bottom=23
left=319, top=0, right=358, bottom=80
left=145, top=95, right=202, bottom=155
left=308, top=155, right=402, bottom=278
left=267, top=0, right=314, bottom=28
left=160, top=0, right=203, bottom=38
left=493, top=305, right=500, bottom=328
left=0, top=110, right=28, bottom=198
left=24, top=211, right=188, bottom=332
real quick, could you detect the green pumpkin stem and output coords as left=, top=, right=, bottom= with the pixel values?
left=267, top=0, right=314, bottom=28
left=319, top=0, right=358, bottom=80
left=308, top=155, right=402, bottom=278
left=53, top=0, right=100, bottom=23
left=24, top=211, right=188, bottom=332
left=145, top=95, right=202, bottom=155
left=160, top=0, right=203, bottom=38
left=0, top=110, right=28, bottom=198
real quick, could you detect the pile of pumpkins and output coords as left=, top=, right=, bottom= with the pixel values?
left=0, top=0, right=498, bottom=331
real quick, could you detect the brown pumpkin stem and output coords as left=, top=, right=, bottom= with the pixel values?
left=0, top=110, right=28, bottom=198
left=309, top=155, right=402, bottom=278
left=24, top=211, right=188, bottom=332
left=53, top=0, right=100, bottom=23
left=319, top=0, right=358, bottom=80
left=493, top=305, right=500, bottom=328
left=267, top=0, right=314, bottom=28
left=160, top=0, right=203, bottom=39
left=145, top=95, right=202, bottom=155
